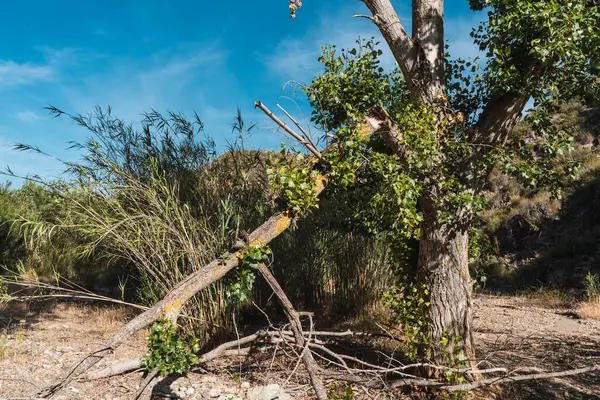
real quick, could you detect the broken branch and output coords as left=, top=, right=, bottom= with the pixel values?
left=255, top=101, right=324, bottom=162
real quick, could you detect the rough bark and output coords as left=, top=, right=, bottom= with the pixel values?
left=412, top=0, right=445, bottom=98
left=362, top=0, right=445, bottom=103
left=417, top=205, right=475, bottom=369
left=475, top=91, right=530, bottom=148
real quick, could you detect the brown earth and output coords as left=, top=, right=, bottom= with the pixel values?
left=1, top=295, right=599, bottom=400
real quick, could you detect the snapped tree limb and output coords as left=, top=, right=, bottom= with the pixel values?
left=257, top=262, right=328, bottom=400
left=38, top=105, right=392, bottom=399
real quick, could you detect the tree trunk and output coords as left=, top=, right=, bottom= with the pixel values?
left=417, top=208, right=475, bottom=369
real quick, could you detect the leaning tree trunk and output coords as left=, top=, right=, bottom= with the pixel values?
left=417, top=207, right=475, bottom=369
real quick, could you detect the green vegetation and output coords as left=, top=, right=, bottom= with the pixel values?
left=1, top=0, right=599, bottom=391
left=141, top=318, right=200, bottom=376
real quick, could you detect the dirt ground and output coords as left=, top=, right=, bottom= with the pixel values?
left=1, top=294, right=599, bottom=400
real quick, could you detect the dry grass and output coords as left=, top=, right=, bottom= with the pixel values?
left=519, top=288, right=573, bottom=309
left=578, top=300, right=600, bottom=320
left=0, top=333, right=7, bottom=359
left=49, top=303, right=136, bottom=327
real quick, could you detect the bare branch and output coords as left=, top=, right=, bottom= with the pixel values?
left=82, top=359, right=143, bottom=381
left=361, top=0, right=418, bottom=94
left=257, top=263, right=328, bottom=400
left=276, top=103, right=319, bottom=153
left=131, top=371, right=159, bottom=400
left=352, top=14, right=377, bottom=22
left=255, top=101, right=324, bottom=161
left=442, top=364, right=600, bottom=393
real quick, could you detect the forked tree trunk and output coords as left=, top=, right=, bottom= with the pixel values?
left=417, top=207, right=475, bottom=369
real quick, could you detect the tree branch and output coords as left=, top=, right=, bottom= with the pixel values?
left=257, top=263, right=328, bottom=400
left=412, top=0, right=445, bottom=95
left=255, top=101, right=324, bottom=161
left=361, top=0, right=445, bottom=103
left=38, top=105, right=389, bottom=399
left=361, top=0, right=418, bottom=94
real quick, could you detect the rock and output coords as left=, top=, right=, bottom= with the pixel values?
left=177, top=387, right=188, bottom=396
left=208, top=387, right=222, bottom=398
left=186, top=387, right=196, bottom=396
left=247, top=384, right=292, bottom=400
left=223, top=386, right=237, bottom=394
left=240, top=382, right=251, bottom=389
left=218, top=396, right=242, bottom=400
left=202, top=376, right=218, bottom=384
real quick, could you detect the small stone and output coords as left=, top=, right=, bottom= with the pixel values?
left=247, top=384, right=292, bottom=400
left=177, top=387, right=187, bottom=395
left=224, top=386, right=237, bottom=394
left=240, top=382, right=251, bottom=389
left=186, top=387, right=195, bottom=395
left=208, top=387, right=222, bottom=398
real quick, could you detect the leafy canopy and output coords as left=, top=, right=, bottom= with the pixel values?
left=267, top=1, right=600, bottom=249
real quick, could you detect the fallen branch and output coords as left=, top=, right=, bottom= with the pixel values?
left=72, top=327, right=599, bottom=396
left=131, top=371, right=159, bottom=400
left=79, top=329, right=379, bottom=381
left=2, top=274, right=148, bottom=311
left=257, top=262, right=328, bottom=400
left=441, top=364, right=600, bottom=393
left=36, top=105, right=392, bottom=398
left=37, top=212, right=302, bottom=398
left=83, top=359, right=143, bottom=381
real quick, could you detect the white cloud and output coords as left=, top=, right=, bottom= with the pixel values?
left=45, top=42, right=233, bottom=134
left=0, top=60, right=54, bottom=88
left=262, top=4, right=484, bottom=85
left=262, top=15, right=392, bottom=84
left=139, top=47, right=226, bottom=89
left=15, top=110, right=41, bottom=123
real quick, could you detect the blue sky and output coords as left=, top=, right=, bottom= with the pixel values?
left=0, top=0, right=482, bottom=184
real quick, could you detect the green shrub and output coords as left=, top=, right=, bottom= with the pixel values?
left=141, top=318, right=200, bottom=376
